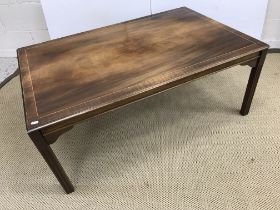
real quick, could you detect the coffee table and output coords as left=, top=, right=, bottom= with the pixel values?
left=17, top=7, right=268, bottom=193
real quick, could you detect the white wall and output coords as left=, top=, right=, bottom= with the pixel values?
left=42, top=0, right=268, bottom=40
left=0, top=0, right=50, bottom=57
left=0, top=1, right=278, bottom=57
left=41, top=0, right=151, bottom=40
left=262, top=0, right=280, bottom=48
left=152, top=0, right=268, bottom=39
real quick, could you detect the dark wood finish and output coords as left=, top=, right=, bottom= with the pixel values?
left=28, top=131, right=74, bottom=193
left=43, top=126, right=74, bottom=145
left=268, top=48, right=280, bottom=53
left=17, top=7, right=268, bottom=133
left=240, top=59, right=258, bottom=68
left=17, top=7, right=269, bottom=193
left=240, top=49, right=268, bottom=115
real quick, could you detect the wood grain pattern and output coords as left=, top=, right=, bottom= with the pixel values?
left=240, top=49, right=268, bottom=116
left=17, top=6, right=269, bottom=194
left=28, top=130, right=74, bottom=193
left=17, top=7, right=268, bottom=133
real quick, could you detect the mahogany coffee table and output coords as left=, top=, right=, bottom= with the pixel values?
left=17, top=7, right=268, bottom=193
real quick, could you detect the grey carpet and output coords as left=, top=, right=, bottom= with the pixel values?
left=0, top=54, right=279, bottom=209
left=0, top=57, right=18, bottom=88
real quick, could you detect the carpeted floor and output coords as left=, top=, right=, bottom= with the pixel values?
left=0, top=57, right=18, bottom=88
left=0, top=54, right=279, bottom=209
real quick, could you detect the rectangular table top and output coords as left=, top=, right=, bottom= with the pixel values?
left=18, top=7, right=268, bottom=132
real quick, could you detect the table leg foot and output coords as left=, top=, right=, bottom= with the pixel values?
left=240, top=49, right=268, bottom=116
left=28, top=131, right=74, bottom=194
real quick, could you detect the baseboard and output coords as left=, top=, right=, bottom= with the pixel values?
left=268, top=48, right=280, bottom=53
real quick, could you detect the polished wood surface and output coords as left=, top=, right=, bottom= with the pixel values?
left=18, top=7, right=268, bottom=133
left=28, top=131, right=74, bottom=193
left=240, top=49, right=268, bottom=115
left=17, top=7, right=268, bottom=193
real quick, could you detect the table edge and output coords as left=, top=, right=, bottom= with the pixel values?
left=17, top=7, right=269, bottom=133
left=27, top=47, right=267, bottom=134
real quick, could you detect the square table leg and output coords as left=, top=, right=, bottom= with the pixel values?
left=240, top=49, right=268, bottom=116
left=28, top=131, right=74, bottom=194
